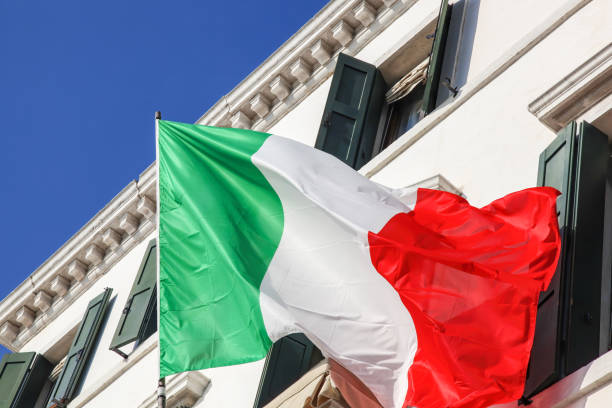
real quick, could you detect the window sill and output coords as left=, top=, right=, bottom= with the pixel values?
left=491, top=347, right=612, bottom=408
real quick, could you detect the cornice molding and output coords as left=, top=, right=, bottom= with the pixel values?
left=0, top=164, right=157, bottom=350
left=195, top=0, right=420, bottom=131
left=528, top=43, right=612, bottom=131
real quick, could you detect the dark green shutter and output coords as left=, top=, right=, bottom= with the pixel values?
left=422, top=0, right=451, bottom=114
left=46, top=288, right=112, bottom=407
left=565, top=122, right=608, bottom=373
left=315, top=53, right=386, bottom=169
left=0, top=352, right=52, bottom=408
left=525, top=122, right=608, bottom=396
left=109, top=239, right=157, bottom=354
left=525, top=123, right=576, bottom=396
left=254, top=334, right=320, bottom=408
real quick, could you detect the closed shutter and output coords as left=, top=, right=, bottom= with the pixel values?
left=315, top=53, right=386, bottom=170
left=565, top=122, right=608, bottom=374
left=422, top=0, right=451, bottom=114
left=109, top=239, right=157, bottom=355
left=46, top=288, right=112, bottom=407
left=525, top=121, right=608, bottom=397
left=0, top=352, right=52, bottom=408
left=525, top=123, right=576, bottom=396
left=254, top=334, right=321, bottom=408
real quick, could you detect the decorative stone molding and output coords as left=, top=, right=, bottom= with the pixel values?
left=332, top=20, right=354, bottom=47
left=102, top=228, right=122, bottom=250
left=137, top=196, right=156, bottom=219
left=33, top=291, right=53, bottom=313
left=67, top=259, right=88, bottom=282
left=0, top=321, right=19, bottom=343
left=353, top=1, right=376, bottom=27
left=270, top=75, right=291, bottom=101
left=250, top=93, right=272, bottom=119
left=406, top=175, right=463, bottom=197
left=311, top=39, right=332, bottom=66
left=528, top=43, right=612, bottom=131
left=383, top=0, right=398, bottom=6
left=138, top=371, right=210, bottom=408
left=290, top=57, right=312, bottom=84
left=119, top=213, right=139, bottom=235
left=15, top=306, right=36, bottom=328
left=49, top=275, right=70, bottom=297
left=0, top=163, right=157, bottom=351
left=230, top=111, right=251, bottom=129
left=85, top=244, right=105, bottom=266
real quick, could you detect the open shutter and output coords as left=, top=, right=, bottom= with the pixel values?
left=525, top=121, right=608, bottom=396
left=109, top=239, right=157, bottom=355
left=254, top=334, right=320, bottom=408
left=525, top=122, right=576, bottom=396
left=565, top=122, right=608, bottom=374
left=0, top=352, right=52, bottom=408
left=422, top=0, right=451, bottom=114
left=315, top=53, right=386, bottom=169
left=46, top=288, right=112, bottom=407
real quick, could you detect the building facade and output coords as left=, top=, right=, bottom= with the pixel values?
left=1, top=0, right=611, bottom=406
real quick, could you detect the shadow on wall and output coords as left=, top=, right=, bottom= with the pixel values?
left=436, top=0, right=480, bottom=106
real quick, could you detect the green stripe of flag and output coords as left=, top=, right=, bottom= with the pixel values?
left=158, top=120, right=283, bottom=377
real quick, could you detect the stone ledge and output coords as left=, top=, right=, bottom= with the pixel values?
left=528, top=43, right=612, bottom=131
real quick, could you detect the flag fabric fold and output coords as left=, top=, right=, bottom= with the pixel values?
left=158, top=120, right=560, bottom=408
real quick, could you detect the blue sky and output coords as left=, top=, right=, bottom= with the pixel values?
left=0, top=0, right=327, bottom=360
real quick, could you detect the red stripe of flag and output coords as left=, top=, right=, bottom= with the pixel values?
left=368, top=187, right=560, bottom=408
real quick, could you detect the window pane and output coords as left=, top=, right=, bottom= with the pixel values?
left=381, top=83, right=425, bottom=151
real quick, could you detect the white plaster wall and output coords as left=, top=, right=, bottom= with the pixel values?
left=465, top=0, right=568, bottom=85
left=79, top=345, right=158, bottom=408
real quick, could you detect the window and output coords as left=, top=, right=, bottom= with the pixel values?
left=379, top=82, right=426, bottom=151
left=315, top=0, right=453, bottom=169
left=109, top=239, right=157, bottom=359
left=525, top=121, right=610, bottom=397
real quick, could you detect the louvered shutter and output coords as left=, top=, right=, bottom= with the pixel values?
left=46, top=288, right=112, bottom=407
left=315, top=53, right=386, bottom=170
left=525, top=121, right=608, bottom=396
left=254, top=334, right=320, bottom=408
left=109, top=239, right=157, bottom=354
left=422, top=0, right=451, bottom=114
left=0, top=352, right=52, bottom=408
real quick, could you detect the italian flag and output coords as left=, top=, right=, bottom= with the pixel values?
left=158, top=120, right=560, bottom=408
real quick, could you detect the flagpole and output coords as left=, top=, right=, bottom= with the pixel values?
left=155, top=110, right=166, bottom=408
